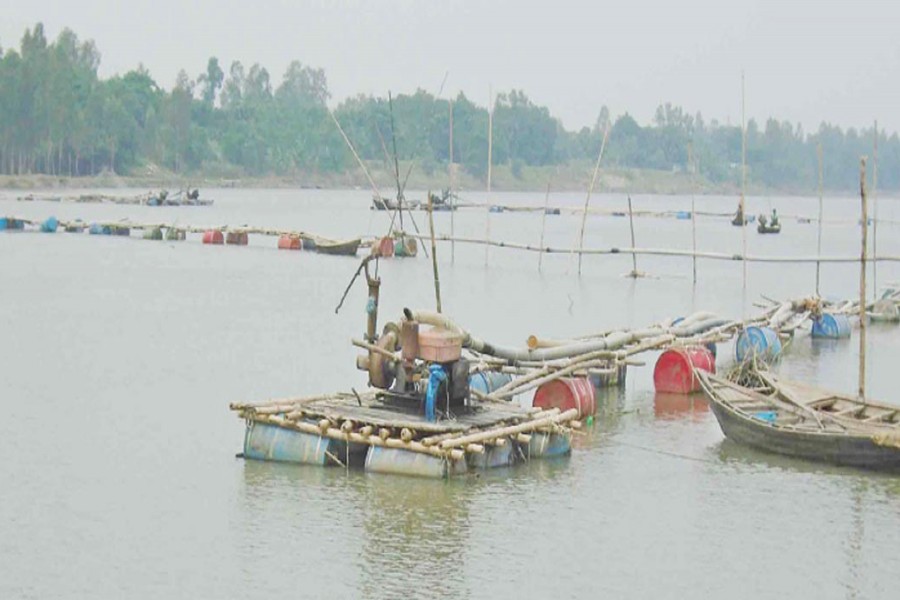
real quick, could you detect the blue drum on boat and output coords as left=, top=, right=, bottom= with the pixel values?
left=735, top=326, right=782, bottom=362
left=468, top=371, right=513, bottom=395
left=811, top=313, right=851, bottom=339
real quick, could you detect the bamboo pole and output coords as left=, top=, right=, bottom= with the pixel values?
left=485, top=87, right=493, bottom=267
left=449, top=99, right=455, bottom=264
left=427, top=192, right=442, bottom=313
left=816, top=143, right=824, bottom=296
left=626, top=194, right=639, bottom=277
left=329, top=110, right=384, bottom=201
left=404, top=233, right=900, bottom=263
left=538, top=181, right=550, bottom=272
left=577, top=121, right=611, bottom=274
left=688, top=142, right=698, bottom=284
left=859, top=157, right=868, bottom=401
left=872, top=120, right=878, bottom=299
left=740, top=71, right=748, bottom=295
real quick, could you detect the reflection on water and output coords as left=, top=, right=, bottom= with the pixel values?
left=653, top=392, right=710, bottom=418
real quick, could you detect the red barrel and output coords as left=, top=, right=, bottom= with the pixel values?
left=532, top=376, right=596, bottom=418
left=278, top=234, right=302, bottom=250
left=225, top=231, right=248, bottom=245
left=653, top=346, right=715, bottom=394
left=371, top=237, right=394, bottom=258
left=202, top=230, right=224, bottom=245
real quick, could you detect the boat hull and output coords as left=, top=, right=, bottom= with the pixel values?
left=708, top=398, right=900, bottom=470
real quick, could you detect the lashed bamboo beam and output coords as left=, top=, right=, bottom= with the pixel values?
left=439, top=408, right=578, bottom=449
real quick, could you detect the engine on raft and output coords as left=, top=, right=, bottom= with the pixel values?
left=357, top=307, right=475, bottom=422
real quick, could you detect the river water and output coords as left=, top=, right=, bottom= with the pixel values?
left=1, top=188, right=898, bottom=599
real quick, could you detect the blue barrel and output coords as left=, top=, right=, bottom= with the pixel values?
left=0, top=217, right=24, bottom=231
left=469, top=371, right=513, bottom=395
left=735, top=326, right=782, bottom=362
left=811, top=313, right=851, bottom=339
left=676, top=211, right=691, bottom=220
left=89, top=223, right=111, bottom=235
left=40, top=216, right=58, bottom=233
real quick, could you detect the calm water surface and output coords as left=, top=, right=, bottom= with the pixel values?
left=1, top=188, right=899, bottom=599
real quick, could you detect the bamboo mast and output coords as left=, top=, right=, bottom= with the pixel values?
left=428, top=192, right=442, bottom=313
left=872, top=120, right=878, bottom=299
left=577, top=121, right=611, bottom=274
left=485, top=87, right=493, bottom=267
left=626, top=194, right=639, bottom=277
left=688, top=142, right=698, bottom=284
left=538, top=181, right=551, bottom=272
left=329, top=110, right=384, bottom=201
left=859, top=157, right=868, bottom=401
left=816, top=143, right=824, bottom=296
left=449, top=99, right=455, bottom=264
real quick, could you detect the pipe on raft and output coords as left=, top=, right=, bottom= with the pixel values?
left=409, top=309, right=728, bottom=362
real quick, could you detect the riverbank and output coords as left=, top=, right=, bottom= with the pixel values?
left=0, top=160, right=843, bottom=196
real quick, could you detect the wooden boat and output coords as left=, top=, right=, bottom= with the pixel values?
left=697, top=369, right=900, bottom=471
left=314, top=237, right=361, bottom=256
left=757, top=220, right=781, bottom=234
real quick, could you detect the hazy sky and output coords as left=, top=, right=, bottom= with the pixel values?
left=2, top=0, right=899, bottom=133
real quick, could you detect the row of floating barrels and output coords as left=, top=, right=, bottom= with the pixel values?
left=370, top=236, right=418, bottom=258
left=653, top=314, right=854, bottom=395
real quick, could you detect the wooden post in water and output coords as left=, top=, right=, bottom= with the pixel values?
left=485, top=88, right=493, bottom=267
left=688, top=142, right=698, bottom=284
left=872, top=120, right=878, bottom=299
left=858, top=157, right=868, bottom=401
left=816, top=143, right=824, bottom=296
left=626, top=194, right=639, bottom=277
left=428, top=192, right=442, bottom=313
left=577, top=121, right=610, bottom=275
left=449, top=100, right=455, bottom=264
left=538, top=181, right=551, bottom=272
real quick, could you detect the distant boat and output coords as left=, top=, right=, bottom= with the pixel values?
left=313, top=237, right=361, bottom=256
left=757, top=221, right=781, bottom=234
left=698, top=369, right=900, bottom=471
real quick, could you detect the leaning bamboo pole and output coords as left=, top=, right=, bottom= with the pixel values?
left=427, top=193, right=442, bottom=313
left=577, top=121, right=611, bottom=275
left=740, top=71, right=748, bottom=295
left=485, top=88, right=493, bottom=267
left=859, top=157, right=868, bottom=401
left=626, top=194, right=640, bottom=277
left=872, top=121, right=878, bottom=299
left=816, top=143, right=824, bottom=296
left=449, top=100, right=455, bottom=264
left=688, top=142, right=698, bottom=284
left=538, top=181, right=551, bottom=272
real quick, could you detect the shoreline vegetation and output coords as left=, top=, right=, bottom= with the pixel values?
left=0, top=161, right=866, bottom=197
left=2, top=23, right=896, bottom=197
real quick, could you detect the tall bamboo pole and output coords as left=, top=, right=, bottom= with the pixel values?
left=872, top=120, right=878, bottom=299
left=538, top=181, right=550, bottom=272
left=428, top=192, right=442, bottom=313
left=859, top=157, right=868, bottom=401
left=449, top=100, right=455, bottom=264
left=816, top=143, right=824, bottom=296
left=688, top=142, right=698, bottom=284
left=740, top=71, right=747, bottom=293
left=577, top=121, right=611, bottom=275
left=485, top=88, right=493, bottom=267
left=626, top=194, right=639, bottom=277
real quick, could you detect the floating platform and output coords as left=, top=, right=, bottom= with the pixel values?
left=232, top=391, right=577, bottom=479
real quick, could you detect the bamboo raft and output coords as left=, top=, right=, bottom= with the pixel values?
left=230, top=393, right=578, bottom=478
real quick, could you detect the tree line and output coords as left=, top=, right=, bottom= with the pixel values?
left=1, top=23, right=896, bottom=191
